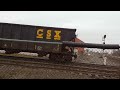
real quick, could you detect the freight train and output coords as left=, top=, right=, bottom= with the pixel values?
left=0, top=22, right=119, bottom=62
left=0, top=22, right=77, bottom=62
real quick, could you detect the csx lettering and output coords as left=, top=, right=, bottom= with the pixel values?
left=46, top=30, right=52, bottom=39
left=36, top=29, right=43, bottom=39
left=54, top=31, right=61, bottom=40
left=36, top=29, right=61, bottom=40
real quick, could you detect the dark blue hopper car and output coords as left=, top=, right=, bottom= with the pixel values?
left=0, top=22, right=77, bottom=62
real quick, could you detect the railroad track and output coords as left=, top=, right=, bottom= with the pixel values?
left=0, top=54, right=120, bottom=79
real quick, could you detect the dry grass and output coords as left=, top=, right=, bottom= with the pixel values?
left=0, top=64, right=92, bottom=79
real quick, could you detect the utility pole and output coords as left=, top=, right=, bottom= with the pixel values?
left=102, top=35, right=106, bottom=45
left=102, top=35, right=107, bottom=65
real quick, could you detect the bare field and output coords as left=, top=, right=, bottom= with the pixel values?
left=0, top=64, right=92, bottom=79
left=0, top=51, right=119, bottom=79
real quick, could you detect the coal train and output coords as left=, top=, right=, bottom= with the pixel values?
left=0, top=22, right=119, bottom=62
left=0, top=22, right=78, bottom=62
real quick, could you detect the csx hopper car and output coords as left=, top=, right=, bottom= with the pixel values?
left=0, top=22, right=77, bottom=62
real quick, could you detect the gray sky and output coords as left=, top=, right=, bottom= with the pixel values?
left=0, top=11, right=120, bottom=44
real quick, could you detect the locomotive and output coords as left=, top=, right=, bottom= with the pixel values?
left=0, top=22, right=119, bottom=62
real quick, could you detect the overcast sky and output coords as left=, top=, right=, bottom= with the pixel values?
left=0, top=11, right=120, bottom=44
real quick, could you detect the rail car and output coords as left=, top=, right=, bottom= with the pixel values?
left=0, top=22, right=120, bottom=62
left=0, top=22, right=77, bottom=62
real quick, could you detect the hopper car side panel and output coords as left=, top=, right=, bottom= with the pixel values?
left=0, top=23, right=76, bottom=41
left=20, top=25, right=36, bottom=40
left=0, top=38, right=62, bottom=53
left=2, top=23, right=12, bottom=39
left=11, top=24, right=21, bottom=39
left=0, top=23, right=76, bottom=57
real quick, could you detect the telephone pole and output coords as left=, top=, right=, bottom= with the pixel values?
left=102, top=35, right=107, bottom=65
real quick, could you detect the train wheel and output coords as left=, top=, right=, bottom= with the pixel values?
left=38, top=53, right=47, bottom=57
left=63, top=55, right=72, bottom=62
left=5, top=50, right=20, bottom=54
left=5, top=50, right=13, bottom=54
left=49, top=53, right=63, bottom=62
left=49, top=54, right=72, bottom=62
left=49, top=54, right=54, bottom=60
